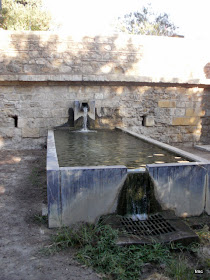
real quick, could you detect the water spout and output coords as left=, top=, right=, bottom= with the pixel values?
left=82, top=106, right=88, bottom=131
left=73, top=101, right=96, bottom=130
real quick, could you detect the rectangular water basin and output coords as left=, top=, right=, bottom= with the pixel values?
left=54, top=128, right=194, bottom=168
left=47, top=128, right=210, bottom=228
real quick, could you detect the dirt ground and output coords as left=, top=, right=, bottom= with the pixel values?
left=0, top=149, right=100, bottom=280
left=0, top=147, right=209, bottom=280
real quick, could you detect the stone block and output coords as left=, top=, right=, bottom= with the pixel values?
left=68, top=86, right=80, bottom=93
left=186, top=108, right=205, bottom=117
left=4, top=103, right=16, bottom=109
left=176, top=101, right=186, bottom=108
left=39, top=128, right=48, bottom=137
left=18, top=118, right=28, bottom=128
left=60, top=166, right=127, bottom=226
left=47, top=170, right=62, bottom=227
left=22, top=127, right=39, bottom=138
left=52, top=101, right=67, bottom=108
left=20, top=94, right=32, bottom=101
left=7, top=63, right=22, bottom=73
left=23, top=64, right=38, bottom=74
left=35, top=58, right=48, bottom=65
left=85, top=86, right=100, bottom=94
left=103, top=44, right=112, bottom=51
left=30, top=102, right=40, bottom=107
left=0, top=127, right=14, bottom=138
left=28, top=118, right=46, bottom=128
left=40, top=101, right=54, bottom=109
left=95, top=93, right=104, bottom=99
left=54, top=117, right=68, bottom=126
left=158, top=100, right=176, bottom=108
left=143, top=116, right=155, bottom=127
left=147, top=163, right=207, bottom=217
left=59, top=66, right=72, bottom=73
left=172, top=117, right=200, bottom=126
left=51, top=109, right=67, bottom=118
left=205, top=165, right=210, bottom=215
left=0, top=86, right=14, bottom=94
left=6, top=94, right=20, bottom=101
left=116, top=86, right=124, bottom=94
left=174, top=108, right=185, bottom=117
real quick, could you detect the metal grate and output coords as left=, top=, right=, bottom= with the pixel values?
left=120, top=213, right=176, bottom=236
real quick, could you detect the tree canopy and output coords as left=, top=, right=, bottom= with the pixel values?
left=0, top=0, right=51, bottom=31
left=115, top=4, right=178, bottom=37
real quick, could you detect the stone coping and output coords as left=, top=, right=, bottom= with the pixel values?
left=117, top=127, right=210, bottom=164
left=128, top=168, right=146, bottom=173
left=0, top=74, right=209, bottom=86
left=60, top=165, right=127, bottom=170
left=147, top=162, right=210, bottom=168
left=195, top=145, right=210, bottom=152
left=47, top=130, right=59, bottom=170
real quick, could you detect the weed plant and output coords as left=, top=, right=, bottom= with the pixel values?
left=44, top=222, right=200, bottom=279
left=34, top=214, right=48, bottom=225
left=195, top=225, right=210, bottom=244
left=166, top=255, right=196, bottom=280
left=41, top=217, right=210, bottom=279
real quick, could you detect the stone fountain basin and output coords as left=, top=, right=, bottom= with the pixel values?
left=47, top=129, right=210, bottom=228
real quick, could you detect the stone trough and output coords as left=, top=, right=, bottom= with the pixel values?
left=47, top=128, right=210, bottom=228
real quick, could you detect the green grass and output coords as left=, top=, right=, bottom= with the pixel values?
left=43, top=222, right=180, bottom=279
left=195, top=225, right=210, bottom=244
left=166, top=256, right=196, bottom=280
left=41, top=220, right=210, bottom=279
left=33, top=214, right=48, bottom=225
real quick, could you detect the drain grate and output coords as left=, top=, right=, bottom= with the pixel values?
left=102, top=211, right=199, bottom=245
left=120, top=213, right=176, bottom=236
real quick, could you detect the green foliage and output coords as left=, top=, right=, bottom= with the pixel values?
left=170, top=241, right=201, bottom=253
left=44, top=223, right=173, bottom=279
left=0, top=0, right=51, bottom=30
left=116, top=4, right=178, bottom=36
left=33, top=214, right=48, bottom=224
left=166, top=256, right=196, bottom=280
left=43, top=222, right=207, bottom=279
left=46, top=223, right=119, bottom=254
left=195, top=225, right=210, bottom=244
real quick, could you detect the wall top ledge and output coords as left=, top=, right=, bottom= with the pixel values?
left=0, top=30, right=210, bottom=41
left=0, top=74, right=209, bottom=86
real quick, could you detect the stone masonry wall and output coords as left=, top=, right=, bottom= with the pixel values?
left=0, top=31, right=209, bottom=149
left=0, top=31, right=209, bottom=82
left=1, top=82, right=209, bottom=149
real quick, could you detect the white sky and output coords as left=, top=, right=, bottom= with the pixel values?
left=44, top=0, right=210, bottom=39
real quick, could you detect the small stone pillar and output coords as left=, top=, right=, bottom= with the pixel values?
left=143, top=116, right=155, bottom=127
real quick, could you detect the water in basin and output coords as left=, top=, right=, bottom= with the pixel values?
left=54, top=129, right=190, bottom=168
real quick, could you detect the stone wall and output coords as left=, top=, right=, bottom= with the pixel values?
left=1, top=82, right=209, bottom=148
left=0, top=31, right=209, bottom=149
left=0, top=31, right=209, bottom=82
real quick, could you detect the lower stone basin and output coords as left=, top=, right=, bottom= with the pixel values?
left=47, top=128, right=210, bottom=228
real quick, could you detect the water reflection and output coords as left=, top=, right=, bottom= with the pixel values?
left=54, top=129, right=190, bottom=168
